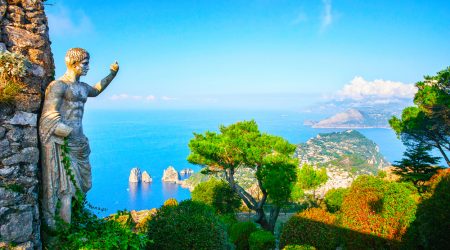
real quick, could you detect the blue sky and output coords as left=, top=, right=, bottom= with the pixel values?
left=46, top=0, right=450, bottom=110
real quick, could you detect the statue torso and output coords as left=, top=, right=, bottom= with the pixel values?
left=57, top=81, right=90, bottom=139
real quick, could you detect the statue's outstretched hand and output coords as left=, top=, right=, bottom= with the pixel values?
left=110, top=61, right=119, bottom=73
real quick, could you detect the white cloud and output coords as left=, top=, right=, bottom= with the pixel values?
left=161, top=96, right=177, bottom=101
left=109, top=94, right=130, bottom=101
left=320, top=0, right=333, bottom=31
left=145, top=95, right=156, bottom=101
left=336, top=76, right=417, bottom=101
left=47, top=5, right=93, bottom=37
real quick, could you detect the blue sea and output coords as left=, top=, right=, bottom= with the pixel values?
left=83, top=110, right=406, bottom=217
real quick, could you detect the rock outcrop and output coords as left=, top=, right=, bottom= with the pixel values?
left=162, top=166, right=179, bottom=183
left=141, top=171, right=152, bottom=183
left=0, top=0, right=55, bottom=248
left=129, top=168, right=141, bottom=183
left=180, top=168, right=194, bottom=175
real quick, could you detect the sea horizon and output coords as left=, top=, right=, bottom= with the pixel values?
left=83, top=109, right=406, bottom=217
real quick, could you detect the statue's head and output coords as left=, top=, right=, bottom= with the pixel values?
left=65, top=48, right=90, bottom=76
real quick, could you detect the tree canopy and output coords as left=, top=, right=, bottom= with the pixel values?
left=188, top=120, right=298, bottom=231
left=390, top=66, right=450, bottom=166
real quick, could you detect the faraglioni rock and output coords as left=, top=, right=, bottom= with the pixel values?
left=162, top=166, right=179, bottom=183
left=142, top=171, right=152, bottom=183
left=129, top=167, right=141, bottom=182
left=180, top=168, right=194, bottom=175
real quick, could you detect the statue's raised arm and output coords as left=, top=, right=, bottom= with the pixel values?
left=89, top=61, right=119, bottom=97
left=39, top=48, right=118, bottom=235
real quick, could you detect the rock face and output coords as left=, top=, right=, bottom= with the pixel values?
left=0, top=0, right=54, bottom=248
left=180, top=168, right=194, bottom=175
left=141, top=171, right=152, bottom=183
left=129, top=168, right=141, bottom=183
left=162, top=166, right=179, bottom=183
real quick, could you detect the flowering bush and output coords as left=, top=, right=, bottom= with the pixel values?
left=340, top=175, right=418, bottom=249
left=279, top=208, right=338, bottom=249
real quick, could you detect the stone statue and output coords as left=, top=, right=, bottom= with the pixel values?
left=39, top=48, right=119, bottom=228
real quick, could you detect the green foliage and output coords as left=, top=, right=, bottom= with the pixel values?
left=147, top=200, right=228, bottom=250
left=188, top=120, right=298, bottom=230
left=229, top=221, right=259, bottom=250
left=248, top=230, right=275, bottom=250
left=291, top=164, right=328, bottom=201
left=53, top=139, right=148, bottom=249
left=280, top=208, right=338, bottom=250
left=191, top=178, right=241, bottom=214
left=3, top=183, right=25, bottom=194
left=393, top=143, right=441, bottom=188
left=403, top=170, right=450, bottom=249
left=0, top=51, right=28, bottom=104
left=340, top=175, right=418, bottom=249
left=390, top=66, right=450, bottom=166
left=162, top=198, right=178, bottom=206
left=283, top=245, right=316, bottom=250
left=324, top=188, right=349, bottom=213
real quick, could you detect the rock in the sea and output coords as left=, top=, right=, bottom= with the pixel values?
left=142, top=171, right=152, bottom=183
left=129, top=167, right=141, bottom=183
left=162, top=166, right=179, bottom=183
left=180, top=168, right=194, bottom=175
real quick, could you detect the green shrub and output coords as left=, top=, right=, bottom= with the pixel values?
left=162, top=197, right=178, bottom=206
left=403, top=169, right=450, bottom=249
left=54, top=203, right=148, bottom=249
left=147, top=200, right=228, bottom=250
left=249, top=230, right=275, bottom=250
left=280, top=208, right=338, bottom=250
left=218, top=213, right=238, bottom=234
left=283, top=245, right=316, bottom=250
left=229, top=221, right=259, bottom=250
left=0, top=51, right=27, bottom=104
left=340, top=175, right=418, bottom=249
left=191, top=178, right=241, bottom=214
left=324, top=187, right=349, bottom=213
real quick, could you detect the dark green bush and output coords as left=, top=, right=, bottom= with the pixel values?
left=403, top=169, right=450, bottom=249
left=283, top=245, right=316, bottom=250
left=147, top=200, right=228, bottom=250
left=229, top=221, right=259, bottom=250
left=324, top=187, right=348, bottom=213
left=280, top=208, right=338, bottom=250
left=248, top=230, right=275, bottom=250
left=191, top=178, right=241, bottom=214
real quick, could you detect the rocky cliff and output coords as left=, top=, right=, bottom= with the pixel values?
left=0, top=0, right=54, bottom=249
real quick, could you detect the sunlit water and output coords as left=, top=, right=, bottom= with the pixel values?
left=83, top=110, right=406, bottom=217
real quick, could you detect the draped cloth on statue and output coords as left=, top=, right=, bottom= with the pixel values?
left=40, top=111, right=92, bottom=228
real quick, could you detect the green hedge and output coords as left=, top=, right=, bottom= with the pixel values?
left=249, top=230, right=275, bottom=250
left=147, top=200, right=228, bottom=250
left=229, top=221, right=259, bottom=250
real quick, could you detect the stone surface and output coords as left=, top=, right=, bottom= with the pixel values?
left=0, top=42, right=6, bottom=52
left=3, top=26, right=45, bottom=48
left=0, top=0, right=54, bottom=248
left=6, top=111, right=37, bottom=126
left=129, top=167, right=141, bottom=182
left=141, top=171, right=152, bottom=183
left=0, top=208, right=33, bottom=242
left=162, top=166, right=179, bottom=183
left=0, top=127, right=6, bottom=138
left=2, top=147, right=39, bottom=165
